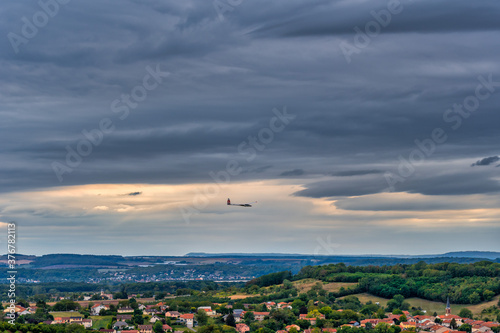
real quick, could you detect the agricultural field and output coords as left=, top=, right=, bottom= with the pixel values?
left=340, top=293, right=390, bottom=308
left=406, top=297, right=468, bottom=315
left=229, top=294, right=252, bottom=300
left=292, top=279, right=358, bottom=293
left=90, top=315, right=113, bottom=329
left=49, top=311, right=84, bottom=317
left=171, top=325, right=196, bottom=332
left=224, top=279, right=358, bottom=299
left=467, top=295, right=500, bottom=315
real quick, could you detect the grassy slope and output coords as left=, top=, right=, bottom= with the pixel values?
left=292, top=279, right=358, bottom=293
left=466, top=295, right=500, bottom=314
left=342, top=293, right=500, bottom=316
left=90, top=315, right=113, bottom=329
left=49, top=311, right=84, bottom=317
left=225, top=279, right=358, bottom=300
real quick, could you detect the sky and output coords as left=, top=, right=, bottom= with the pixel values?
left=0, top=0, right=499, bottom=256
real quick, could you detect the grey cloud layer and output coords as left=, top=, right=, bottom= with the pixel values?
left=249, top=0, right=500, bottom=37
left=1, top=0, right=500, bottom=197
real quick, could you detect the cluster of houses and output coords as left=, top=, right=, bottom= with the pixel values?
left=229, top=310, right=500, bottom=333
left=88, top=303, right=219, bottom=330
left=3, top=297, right=499, bottom=333
left=1, top=305, right=94, bottom=329
left=357, top=312, right=499, bottom=333
left=3, top=305, right=36, bottom=317
left=50, top=316, right=93, bottom=328
left=225, top=300, right=500, bottom=333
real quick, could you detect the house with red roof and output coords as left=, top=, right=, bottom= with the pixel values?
left=3, top=305, right=26, bottom=314
left=198, top=306, right=216, bottom=316
left=236, top=323, right=250, bottom=333
left=263, top=302, right=276, bottom=310
left=360, top=319, right=383, bottom=327
left=53, top=317, right=71, bottom=324
left=400, top=321, right=417, bottom=330
left=99, top=329, right=114, bottom=333
left=299, top=314, right=325, bottom=320
left=322, top=329, right=337, bottom=333
left=252, top=312, right=270, bottom=321
left=179, top=314, right=194, bottom=328
left=285, top=324, right=300, bottom=331
left=278, top=302, right=292, bottom=309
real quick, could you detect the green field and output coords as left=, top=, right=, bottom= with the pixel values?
left=49, top=311, right=84, bottom=317
left=340, top=293, right=390, bottom=308
left=406, top=297, right=468, bottom=315
left=342, top=293, right=500, bottom=316
left=171, top=325, right=195, bottom=332
left=90, top=315, right=113, bottom=329
left=291, top=279, right=358, bottom=293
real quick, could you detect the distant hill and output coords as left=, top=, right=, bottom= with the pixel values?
left=186, top=252, right=309, bottom=257
left=2, top=252, right=498, bottom=268
left=185, top=251, right=500, bottom=259
left=1, top=251, right=498, bottom=284
left=440, top=251, right=500, bottom=259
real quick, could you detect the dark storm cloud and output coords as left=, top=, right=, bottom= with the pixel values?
left=400, top=172, right=500, bottom=196
left=248, top=0, right=500, bottom=38
left=471, top=156, right=500, bottom=166
left=294, top=167, right=500, bottom=198
left=2, top=0, right=500, bottom=257
left=280, top=169, right=305, bottom=177
left=332, top=170, right=383, bottom=177
left=241, top=165, right=273, bottom=174
left=1, top=0, right=500, bottom=198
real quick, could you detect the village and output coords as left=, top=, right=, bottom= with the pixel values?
left=4, top=290, right=499, bottom=333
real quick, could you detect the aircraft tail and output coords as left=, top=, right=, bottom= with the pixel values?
left=227, top=198, right=231, bottom=205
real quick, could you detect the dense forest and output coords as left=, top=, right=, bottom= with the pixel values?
left=295, top=261, right=500, bottom=304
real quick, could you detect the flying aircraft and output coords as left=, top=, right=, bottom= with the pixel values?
left=227, top=198, right=256, bottom=207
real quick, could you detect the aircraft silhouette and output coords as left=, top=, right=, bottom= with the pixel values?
left=227, top=198, right=256, bottom=207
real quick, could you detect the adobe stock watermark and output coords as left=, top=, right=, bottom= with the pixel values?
left=180, top=106, right=295, bottom=224
left=7, top=0, right=71, bottom=55
left=384, top=74, right=500, bottom=191
left=51, top=64, right=170, bottom=182
left=339, top=0, right=412, bottom=64
left=6, top=222, right=17, bottom=324
left=314, top=234, right=340, bottom=258
left=213, top=0, right=244, bottom=22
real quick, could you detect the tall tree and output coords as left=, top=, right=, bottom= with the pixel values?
left=225, top=314, right=236, bottom=327
left=196, top=309, right=209, bottom=326
left=450, top=318, right=458, bottom=329
left=458, top=308, right=473, bottom=319
left=154, top=321, right=165, bottom=333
